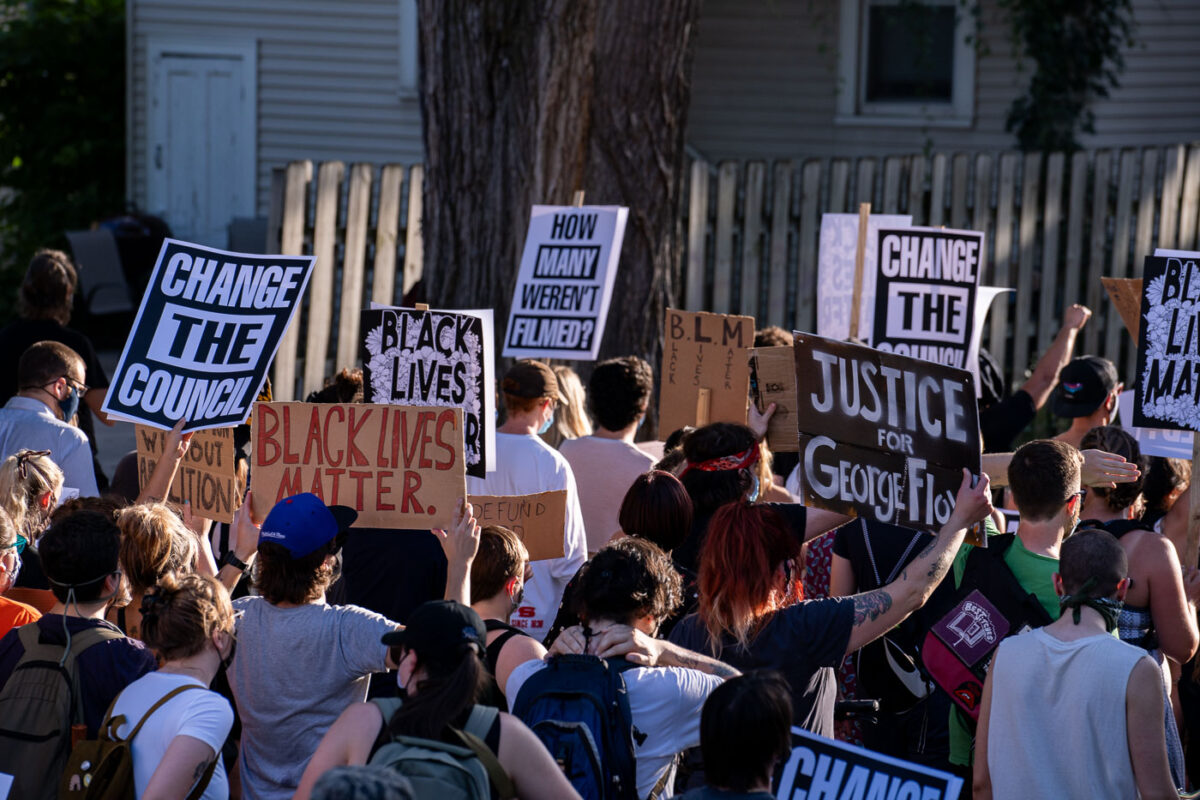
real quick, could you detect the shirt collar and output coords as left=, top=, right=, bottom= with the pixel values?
left=5, top=395, right=60, bottom=420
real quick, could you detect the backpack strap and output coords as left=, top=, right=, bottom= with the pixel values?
left=448, top=726, right=515, bottom=800
left=646, top=753, right=679, bottom=800
left=970, top=534, right=1053, bottom=628
left=108, top=684, right=206, bottom=743
left=462, top=703, right=499, bottom=740
left=15, top=621, right=125, bottom=728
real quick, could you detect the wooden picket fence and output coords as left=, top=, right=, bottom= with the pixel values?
left=268, top=142, right=1200, bottom=401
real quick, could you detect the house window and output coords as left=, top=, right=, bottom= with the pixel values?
left=836, top=0, right=975, bottom=127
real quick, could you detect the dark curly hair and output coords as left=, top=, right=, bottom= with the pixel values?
left=253, top=541, right=336, bottom=605
left=680, top=422, right=758, bottom=518
left=588, top=356, right=653, bottom=432
left=572, top=537, right=682, bottom=627
left=1080, top=425, right=1147, bottom=514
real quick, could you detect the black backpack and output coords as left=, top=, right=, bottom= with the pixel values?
left=919, top=534, right=1053, bottom=722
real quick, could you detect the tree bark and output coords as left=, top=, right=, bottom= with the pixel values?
left=418, top=0, right=700, bottom=416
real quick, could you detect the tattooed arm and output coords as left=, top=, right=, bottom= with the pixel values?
left=843, top=468, right=993, bottom=656
left=141, top=734, right=216, bottom=800
left=582, top=624, right=742, bottom=680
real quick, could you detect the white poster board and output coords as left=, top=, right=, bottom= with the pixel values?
left=502, top=205, right=628, bottom=360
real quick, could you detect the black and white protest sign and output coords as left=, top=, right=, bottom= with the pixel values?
left=1135, top=251, right=1200, bottom=431
left=1118, top=389, right=1193, bottom=458
left=502, top=205, right=628, bottom=360
left=103, top=239, right=315, bottom=432
left=361, top=307, right=494, bottom=478
left=776, top=726, right=962, bottom=800
left=872, top=227, right=983, bottom=371
left=792, top=333, right=980, bottom=532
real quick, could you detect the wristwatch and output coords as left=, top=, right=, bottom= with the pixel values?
left=221, top=551, right=250, bottom=571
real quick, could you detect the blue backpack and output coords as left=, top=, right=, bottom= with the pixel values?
left=511, top=654, right=639, bottom=800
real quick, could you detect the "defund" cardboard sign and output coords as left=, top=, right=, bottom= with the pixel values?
left=468, top=490, right=567, bottom=562
left=251, top=402, right=466, bottom=529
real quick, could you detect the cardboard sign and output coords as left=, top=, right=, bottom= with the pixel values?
left=502, top=205, right=629, bottom=360
left=468, top=490, right=567, bottom=562
left=250, top=402, right=466, bottom=529
left=103, top=239, right=315, bottom=432
left=135, top=425, right=239, bottom=523
left=777, top=726, right=963, bottom=800
left=749, top=346, right=799, bottom=452
left=1102, top=277, right=1143, bottom=342
left=1134, top=253, right=1200, bottom=431
left=1117, top=389, right=1193, bottom=458
left=792, top=333, right=980, bottom=532
left=361, top=307, right=493, bottom=477
left=659, top=309, right=755, bottom=438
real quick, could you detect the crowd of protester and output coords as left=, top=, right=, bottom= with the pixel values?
left=0, top=249, right=1196, bottom=800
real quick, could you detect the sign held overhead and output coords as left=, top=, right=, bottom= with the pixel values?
left=792, top=332, right=980, bottom=532
left=503, top=205, right=628, bottom=360
left=658, top=309, right=755, bottom=439
left=103, top=239, right=316, bottom=432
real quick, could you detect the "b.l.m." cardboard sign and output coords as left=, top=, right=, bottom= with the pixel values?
left=250, top=402, right=466, bottom=529
left=468, top=490, right=567, bottom=562
left=659, top=309, right=755, bottom=438
left=792, top=332, right=980, bottom=533
left=135, top=425, right=239, bottom=523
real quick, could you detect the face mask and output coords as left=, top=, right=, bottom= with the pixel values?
left=538, top=411, right=555, bottom=435
left=1060, top=577, right=1123, bottom=633
left=59, top=385, right=80, bottom=423
left=746, top=472, right=761, bottom=503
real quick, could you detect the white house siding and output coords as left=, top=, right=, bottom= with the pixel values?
left=128, top=0, right=421, bottom=218
left=687, top=0, right=1200, bottom=160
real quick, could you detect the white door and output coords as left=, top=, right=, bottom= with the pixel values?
left=147, top=42, right=256, bottom=246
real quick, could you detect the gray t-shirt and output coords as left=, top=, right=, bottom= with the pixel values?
left=229, top=596, right=396, bottom=800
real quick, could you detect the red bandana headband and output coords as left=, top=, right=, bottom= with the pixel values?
left=680, top=445, right=760, bottom=477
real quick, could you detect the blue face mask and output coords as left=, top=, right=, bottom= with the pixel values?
left=538, top=411, right=555, bottom=435
left=59, top=385, right=80, bottom=423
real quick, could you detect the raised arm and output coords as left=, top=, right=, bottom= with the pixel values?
left=137, top=419, right=192, bottom=504
left=843, top=469, right=992, bottom=656
left=983, top=448, right=1136, bottom=489
left=435, top=498, right=479, bottom=605
left=216, top=495, right=259, bottom=591
left=1018, top=304, right=1090, bottom=409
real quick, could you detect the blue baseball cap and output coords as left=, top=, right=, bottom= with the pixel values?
left=258, top=493, right=357, bottom=558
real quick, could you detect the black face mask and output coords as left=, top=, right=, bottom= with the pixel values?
left=1059, top=577, right=1123, bottom=633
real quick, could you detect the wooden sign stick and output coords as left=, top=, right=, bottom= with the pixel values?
left=572, top=190, right=585, bottom=207
left=848, top=202, right=871, bottom=341
left=696, top=387, right=711, bottom=426
left=1190, top=439, right=1200, bottom=568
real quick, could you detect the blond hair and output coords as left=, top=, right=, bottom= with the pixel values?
left=542, top=365, right=592, bottom=447
left=0, top=450, right=64, bottom=541
left=116, top=503, right=197, bottom=594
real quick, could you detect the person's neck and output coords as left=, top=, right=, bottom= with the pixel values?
left=472, top=594, right=514, bottom=623
left=592, top=423, right=638, bottom=443
left=499, top=415, right=540, bottom=436
left=1046, top=602, right=1111, bottom=641
left=273, top=592, right=327, bottom=609
left=16, top=389, right=61, bottom=419
left=1080, top=496, right=1127, bottom=523
left=1015, top=518, right=1066, bottom=558
left=50, top=599, right=110, bottom=620
left=1059, top=415, right=1105, bottom=448
left=158, top=650, right=220, bottom=686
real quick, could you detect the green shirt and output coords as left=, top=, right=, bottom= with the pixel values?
left=947, top=521, right=1060, bottom=766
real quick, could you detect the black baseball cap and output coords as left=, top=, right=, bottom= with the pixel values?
left=1052, top=356, right=1119, bottom=418
left=381, top=600, right=486, bottom=668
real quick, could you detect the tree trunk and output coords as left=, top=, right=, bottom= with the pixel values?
left=418, top=0, right=700, bottom=421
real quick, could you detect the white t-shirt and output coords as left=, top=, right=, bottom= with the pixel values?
left=506, top=659, right=722, bottom=798
left=559, top=436, right=655, bottom=553
left=467, top=432, right=588, bottom=639
left=111, top=671, right=234, bottom=800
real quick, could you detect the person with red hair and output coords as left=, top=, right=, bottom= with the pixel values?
left=669, top=470, right=993, bottom=738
